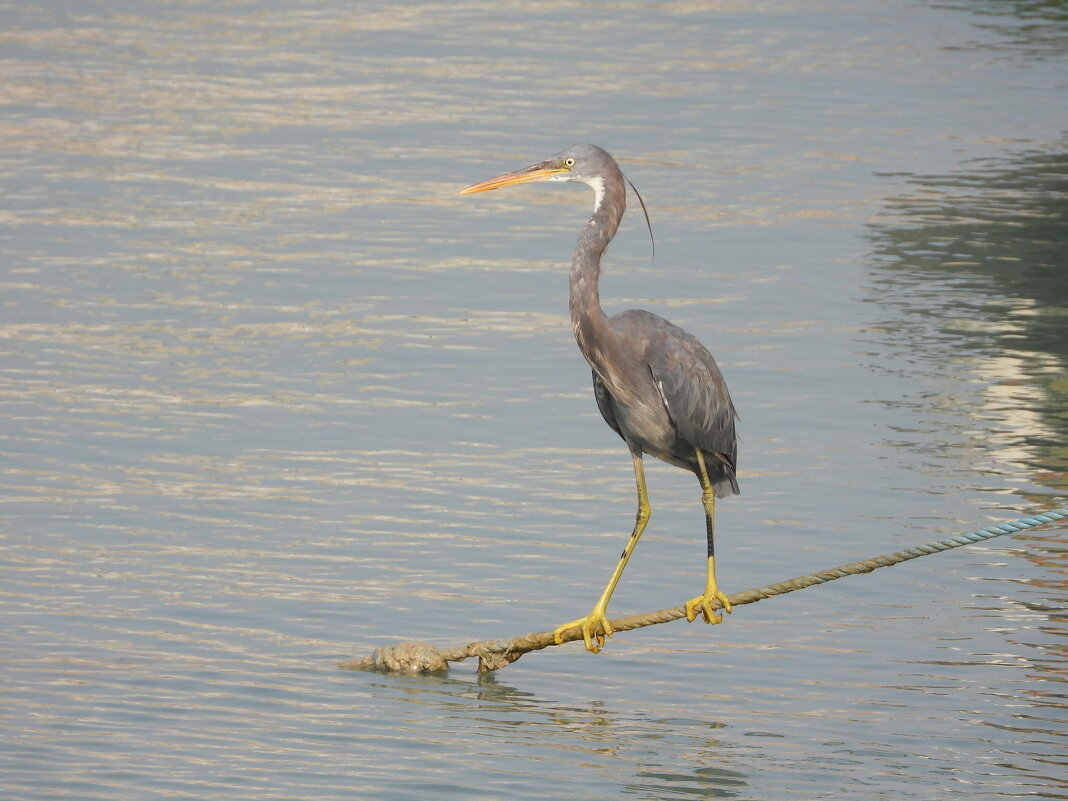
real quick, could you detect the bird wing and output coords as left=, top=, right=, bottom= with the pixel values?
left=639, top=315, right=738, bottom=475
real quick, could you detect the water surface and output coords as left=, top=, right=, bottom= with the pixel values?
left=2, top=1, right=1066, bottom=799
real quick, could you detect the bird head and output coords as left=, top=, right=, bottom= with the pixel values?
left=460, top=143, right=620, bottom=208
left=460, top=143, right=654, bottom=258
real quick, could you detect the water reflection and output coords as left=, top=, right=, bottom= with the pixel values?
left=935, top=0, right=1068, bottom=59
left=865, top=147, right=1068, bottom=500
left=368, top=671, right=753, bottom=800
left=862, top=151, right=1067, bottom=744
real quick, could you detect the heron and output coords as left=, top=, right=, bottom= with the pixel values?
left=461, top=143, right=739, bottom=653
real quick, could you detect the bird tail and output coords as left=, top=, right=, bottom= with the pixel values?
left=713, top=475, right=740, bottom=499
left=712, top=451, right=739, bottom=498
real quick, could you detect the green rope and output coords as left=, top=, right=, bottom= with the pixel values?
left=341, top=507, right=1068, bottom=674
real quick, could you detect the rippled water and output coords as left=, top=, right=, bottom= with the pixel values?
left=2, top=1, right=1066, bottom=799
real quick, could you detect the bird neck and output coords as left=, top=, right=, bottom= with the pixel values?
left=569, top=171, right=626, bottom=367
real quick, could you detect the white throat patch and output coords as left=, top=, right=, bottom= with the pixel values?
left=584, top=175, right=606, bottom=212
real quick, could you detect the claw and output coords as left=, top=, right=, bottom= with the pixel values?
left=553, top=609, right=614, bottom=653
left=685, top=587, right=732, bottom=624
left=687, top=552, right=731, bottom=625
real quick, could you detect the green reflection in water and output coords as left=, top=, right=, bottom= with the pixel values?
left=869, top=147, right=1068, bottom=499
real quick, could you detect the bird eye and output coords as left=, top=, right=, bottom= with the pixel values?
left=564, top=158, right=575, bottom=168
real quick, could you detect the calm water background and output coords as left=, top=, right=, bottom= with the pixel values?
left=2, top=1, right=1066, bottom=799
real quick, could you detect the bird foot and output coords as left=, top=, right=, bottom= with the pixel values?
left=552, top=609, right=614, bottom=653
left=685, top=588, right=732, bottom=625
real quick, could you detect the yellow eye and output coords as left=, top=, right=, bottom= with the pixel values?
left=564, top=157, right=575, bottom=168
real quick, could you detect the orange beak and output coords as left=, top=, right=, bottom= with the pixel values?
left=460, top=164, right=569, bottom=195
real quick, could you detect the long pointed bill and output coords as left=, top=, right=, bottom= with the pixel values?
left=460, top=164, right=568, bottom=195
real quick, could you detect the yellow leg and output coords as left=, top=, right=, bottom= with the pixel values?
left=685, top=450, right=732, bottom=624
left=553, top=452, right=650, bottom=653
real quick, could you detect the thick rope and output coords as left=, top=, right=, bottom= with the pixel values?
left=340, top=507, right=1067, bottom=674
